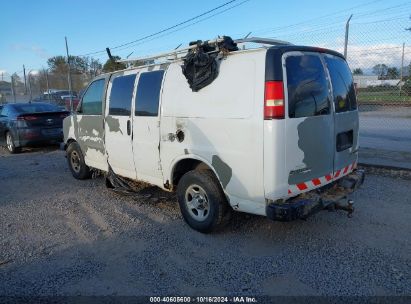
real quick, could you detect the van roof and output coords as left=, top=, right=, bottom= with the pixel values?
left=95, top=44, right=344, bottom=81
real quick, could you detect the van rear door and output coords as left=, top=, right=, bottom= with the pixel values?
left=324, top=54, right=359, bottom=178
left=284, top=52, right=335, bottom=196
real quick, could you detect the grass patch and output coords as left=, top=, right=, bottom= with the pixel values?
left=357, top=88, right=411, bottom=104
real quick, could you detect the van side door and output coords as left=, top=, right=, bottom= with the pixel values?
left=132, top=70, right=165, bottom=185
left=324, top=54, right=359, bottom=176
left=104, top=71, right=138, bottom=179
left=284, top=52, right=335, bottom=195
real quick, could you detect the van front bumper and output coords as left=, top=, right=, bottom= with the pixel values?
left=266, top=169, right=365, bottom=222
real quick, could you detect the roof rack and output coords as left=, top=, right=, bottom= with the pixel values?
left=234, top=37, right=292, bottom=46
left=116, top=37, right=225, bottom=64
left=116, top=36, right=291, bottom=65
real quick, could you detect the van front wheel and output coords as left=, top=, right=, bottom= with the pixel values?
left=66, top=142, right=91, bottom=180
left=177, top=170, right=231, bottom=233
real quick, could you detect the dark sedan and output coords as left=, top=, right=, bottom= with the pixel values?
left=0, top=103, right=70, bottom=153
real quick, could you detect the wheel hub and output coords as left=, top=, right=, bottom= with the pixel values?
left=6, top=134, right=13, bottom=151
left=70, top=151, right=81, bottom=173
left=185, top=184, right=210, bottom=221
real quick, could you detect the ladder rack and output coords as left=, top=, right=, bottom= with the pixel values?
left=116, top=37, right=292, bottom=65
left=234, top=37, right=291, bottom=46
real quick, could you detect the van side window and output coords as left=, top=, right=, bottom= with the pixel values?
left=135, top=70, right=164, bottom=117
left=81, top=79, right=105, bottom=115
left=286, top=55, right=330, bottom=118
left=109, top=74, right=136, bottom=116
left=325, top=56, right=357, bottom=112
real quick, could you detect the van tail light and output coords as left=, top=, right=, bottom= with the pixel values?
left=264, top=81, right=285, bottom=119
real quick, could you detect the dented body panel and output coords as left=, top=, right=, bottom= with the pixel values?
left=160, top=50, right=266, bottom=215
left=63, top=74, right=109, bottom=171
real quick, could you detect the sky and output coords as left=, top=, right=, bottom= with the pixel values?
left=0, top=0, right=410, bottom=79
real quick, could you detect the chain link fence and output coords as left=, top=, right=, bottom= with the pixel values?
left=263, top=12, right=411, bottom=154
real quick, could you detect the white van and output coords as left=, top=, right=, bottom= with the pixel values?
left=63, top=38, right=364, bottom=232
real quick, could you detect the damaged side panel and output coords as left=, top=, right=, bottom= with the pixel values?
left=63, top=114, right=107, bottom=171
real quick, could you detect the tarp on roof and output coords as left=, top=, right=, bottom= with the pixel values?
left=182, top=36, right=238, bottom=92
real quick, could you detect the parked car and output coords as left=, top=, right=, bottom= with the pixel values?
left=63, top=97, right=80, bottom=111
left=0, top=102, right=69, bottom=153
left=62, top=38, right=364, bottom=232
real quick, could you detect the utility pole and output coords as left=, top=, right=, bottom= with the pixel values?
left=11, top=75, right=16, bottom=103
left=28, top=73, right=32, bottom=103
left=44, top=68, right=50, bottom=100
left=65, top=36, right=74, bottom=112
left=399, top=42, right=405, bottom=95
left=344, top=14, right=353, bottom=59
left=23, top=65, right=27, bottom=95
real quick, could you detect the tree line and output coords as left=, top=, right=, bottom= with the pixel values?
left=10, top=55, right=126, bottom=97
left=352, top=64, right=408, bottom=79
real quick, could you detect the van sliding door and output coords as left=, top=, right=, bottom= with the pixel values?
left=104, top=71, right=138, bottom=179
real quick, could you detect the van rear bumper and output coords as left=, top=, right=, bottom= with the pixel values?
left=266, top=169, right=365, bottom=222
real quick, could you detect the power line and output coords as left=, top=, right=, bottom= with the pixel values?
left=352, top=14, right=411, bottom=25
left=250, top=0, right=385, bottom=36
left=110, top=0, right=250, bottom=56
left=86, top=0, right=250, bottom=61
left=81, top=0, right=243, bottom=56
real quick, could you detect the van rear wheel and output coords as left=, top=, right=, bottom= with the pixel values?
left=66, top=142, right=91, bottom=180
left=177, top=170, right=231, bottom=233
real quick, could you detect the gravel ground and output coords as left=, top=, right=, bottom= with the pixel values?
left=0, top=147, right=410, bottom=297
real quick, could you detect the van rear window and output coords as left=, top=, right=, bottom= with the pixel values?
left=325, top=56, right=357, bottom=112
left=286, top=54, right=330, bottom=118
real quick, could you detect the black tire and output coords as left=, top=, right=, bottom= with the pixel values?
left=177, top=170, right=231, bottom=233
left=5, top=131, right=20, bottom=154
left=66, top=142, right=91, bottom=180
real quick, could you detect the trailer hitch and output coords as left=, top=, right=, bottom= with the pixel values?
left=331, top=199, right=354, bottom=218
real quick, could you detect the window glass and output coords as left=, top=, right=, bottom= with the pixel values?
left=286, top=54, right=330, bottom=118
left=81, top=79, right=105, bottom=115
left=135, top=70, right=164, bottom=116
left=109, top=74, right=136, bottom=116
left=0, top=106, right=8, bottom=117
left=325, top=56, right=357, bottom=112
left=12, top=103, right=60, bottom=113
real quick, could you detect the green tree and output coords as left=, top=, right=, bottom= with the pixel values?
left=372, top=64, right=388, bottom=79
left=353, top=68, right=363, bottom=75
left=403, top=78, right=411, bottom=96
left=47, top=55, right=89, bottom=74
left=386, top=67, right=399, bottom=79
left=102, top=56, right=126, bottom=72
left=46, top=55, right=102, bottom=92
left=89, top=58, right=102, bottom=77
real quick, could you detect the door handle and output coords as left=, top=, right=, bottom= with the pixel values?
left=127, top=120, right=131, bottom=136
